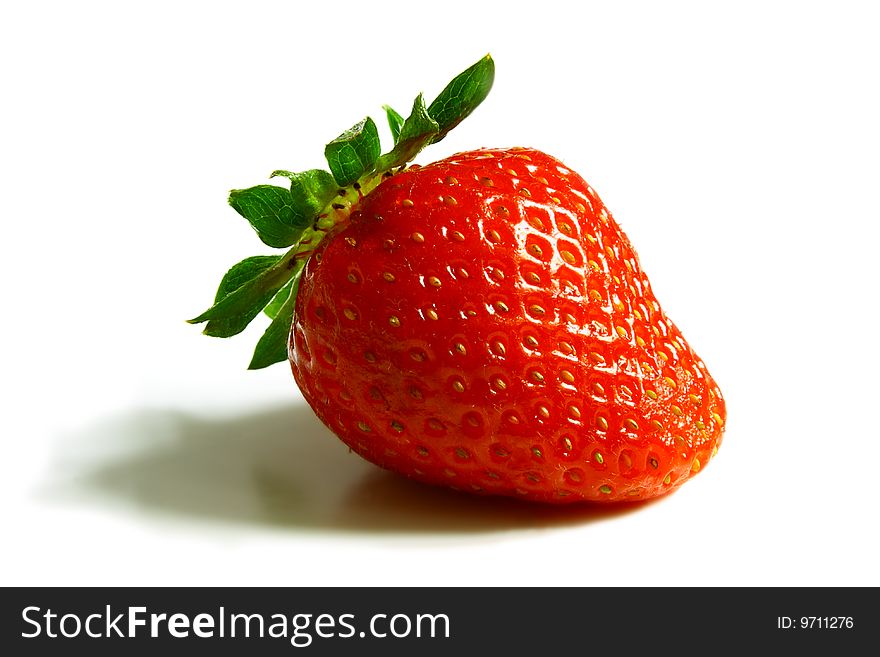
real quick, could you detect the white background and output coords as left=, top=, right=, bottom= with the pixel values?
left=3, top=1, right=878, bottom=586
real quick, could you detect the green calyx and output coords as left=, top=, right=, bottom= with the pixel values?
left=189, top=54, right=495, bottom=369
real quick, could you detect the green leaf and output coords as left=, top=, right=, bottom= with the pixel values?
left=189, top=253, right=297, bottom=338
left=206, top=257, right=285, bottom=338
left=428, top=54, right=494, bottom=143
left=228, top=185, right=304, bottom=248
left=248, top=261, right=305, bottom=370
left=288, top=169, right=338, bottom=222
left=383, top=105, right=404, bottom=144
left=212, top=256, right=280, bottom=303
left=324, top=117, right=381, bottom=186
left=264, top=278, right=293, bottom=319
left=375, top=94, right=440, bottom=171
left=270, top=169, right=338, bottom=227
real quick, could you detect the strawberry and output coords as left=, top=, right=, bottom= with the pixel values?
left=190, top=55, right=726, bottom=503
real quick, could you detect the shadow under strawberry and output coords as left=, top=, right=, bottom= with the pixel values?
left=50, top=403, right=655, bottom=533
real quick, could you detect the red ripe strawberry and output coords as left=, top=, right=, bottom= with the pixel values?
left=191, top=56, right=726, bottom=503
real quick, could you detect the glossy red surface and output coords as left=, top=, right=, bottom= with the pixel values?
left=290, top=148, right=725, bottom=502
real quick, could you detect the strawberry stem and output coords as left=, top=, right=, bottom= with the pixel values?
left=189, top=55, right=495, bottom=368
